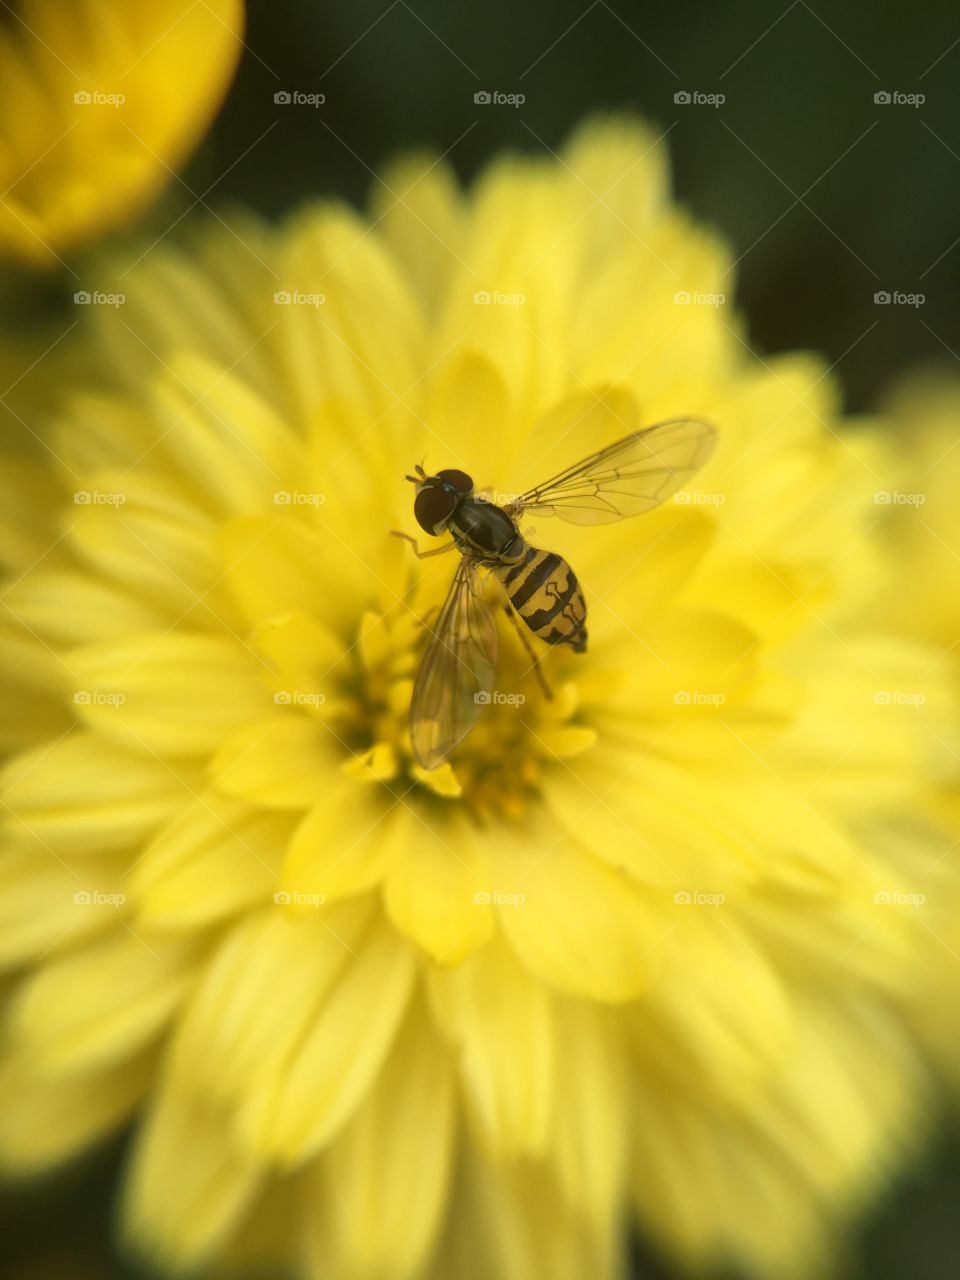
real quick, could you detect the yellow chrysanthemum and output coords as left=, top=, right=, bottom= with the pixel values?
left=866, top=372, right=960, bottom=1081
left=0, top=121, right=953, bottom=1279
left=0, top=0, right=243, bottom=265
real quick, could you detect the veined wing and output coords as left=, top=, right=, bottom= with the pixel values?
left=507, top=417, right=716, bottom=525
left=410, top=557, right=498, bottom=770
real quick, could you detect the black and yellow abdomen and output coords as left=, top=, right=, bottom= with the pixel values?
left=495, top=545, right=588, bottom=653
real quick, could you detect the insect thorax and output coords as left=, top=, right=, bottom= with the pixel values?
left=449, top=498, right=526, bottom=564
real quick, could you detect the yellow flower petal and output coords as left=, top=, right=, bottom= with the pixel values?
left=433, top=1145, right=618, bottom=1280
left=220, top=517, right=362, bottom=632
left=2, top=731, right=188, bottom=853
left=427, top=936, right=554, bottom=1157
left=239, top=915, right=416, bottom=1166
left=281, top=781, right=403, bottom=903
left=492, top=822, right=663, bottom=1002
left=153, top=357, right=307, bottom=517
left=4, top=567, right=167, bottom=644
left=123, top=1081, right=264, bottom=1271
left=0, top=0, right=244, bottom=263
left=0, top=455, right=64, bottom=570
left=169, top=902, right=371, bottom=1111
left=66, top=468, right=225, bottom=621
left=0, top=1048, right=154, bottom=1174
left=630, top=911, right=791, bottom=1107
left=0, top=844, right=128, bottom=968
left=313, top=996, right=456, bottom=1280
left=210, top=717, right=332, bottom=810
left=384, top=809, right=494, bottom=963
left=129, top=797, right=293, bottom=929
left=549, top=1001, right=628, bottom=1230
left=69, top=633, right=273, bottom=756
left=374, top=153, right=465, bottom=316
left=8, top=928, right=196, bottom=1076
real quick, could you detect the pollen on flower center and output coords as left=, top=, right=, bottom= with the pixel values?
left=332, top=590, right=597, bottom=817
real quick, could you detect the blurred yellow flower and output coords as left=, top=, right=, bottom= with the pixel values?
left=870, top=372, right=960, bottom=1082
left=0, top=0, right=244, bottom=265
left=0, top=121, right=954, bottom=1279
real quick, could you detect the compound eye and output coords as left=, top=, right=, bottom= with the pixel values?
left=414, top=485, right=458, bottom=535
left=435, top=468, right=473, bottom=494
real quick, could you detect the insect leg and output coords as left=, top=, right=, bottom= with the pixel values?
left=502, top=602, right=554, bottom=702
left=390, top=530, right=457, bottom=560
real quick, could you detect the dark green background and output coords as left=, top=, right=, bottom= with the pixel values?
left=3, top=0, right=960, bottom=1276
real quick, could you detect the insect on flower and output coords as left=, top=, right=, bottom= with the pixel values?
left=395, top=418, right=717, bottom=768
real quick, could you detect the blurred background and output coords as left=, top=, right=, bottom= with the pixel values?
left=2, top=0, right=960, bottom=1275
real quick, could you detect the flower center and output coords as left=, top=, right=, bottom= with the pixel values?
left=329, top=594, right=593, bottom=818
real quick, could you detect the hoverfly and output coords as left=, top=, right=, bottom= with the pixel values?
left=396, top=418, right=716, bottom=769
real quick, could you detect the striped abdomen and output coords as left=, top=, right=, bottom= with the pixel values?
left=495, top=545, right=588, bottom=652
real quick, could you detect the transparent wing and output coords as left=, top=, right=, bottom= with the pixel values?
left=410, top=558, right=498, bottom=770
left=508, top=417, right=716, bottom=525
